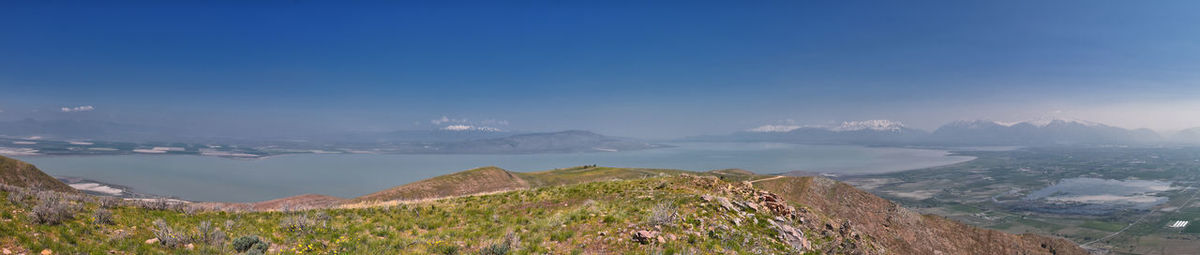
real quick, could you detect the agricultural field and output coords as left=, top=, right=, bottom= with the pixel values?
left=843, top=146, right=1200, bottom=254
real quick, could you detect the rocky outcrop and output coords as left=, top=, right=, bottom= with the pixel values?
left=630, top=230, right=658, bottom=244
left=752, top=176, right=1087, bottom=255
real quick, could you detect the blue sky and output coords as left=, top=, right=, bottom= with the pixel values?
left=2, top=1, right=1200, bottom=138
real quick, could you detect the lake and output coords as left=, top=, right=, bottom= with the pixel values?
left=1025, top=177, right=1174, bottom=210
left=14, top=142, right=974, bottom=202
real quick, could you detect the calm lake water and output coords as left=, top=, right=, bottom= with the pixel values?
left=1025, top=177, right=1174, bottom=209
left=15, top=142, right=973, bottom=202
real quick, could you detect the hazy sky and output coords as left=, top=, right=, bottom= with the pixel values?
left=2, top=1, right=1200, bottom=138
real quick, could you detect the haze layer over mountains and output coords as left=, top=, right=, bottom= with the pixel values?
left=3, top=117, right=1200, bottom=155
left=693, top=118, right=1197, bottom=146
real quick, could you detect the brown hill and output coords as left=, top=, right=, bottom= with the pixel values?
left=0, top=155, right=75, bottom=193
left=250, top=194, right=346, bottom=211
left=351, top=166, right=530, bottom=203
left=752, top=176, right=1085, bottom=255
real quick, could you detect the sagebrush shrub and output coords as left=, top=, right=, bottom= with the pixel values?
left=28, top=195, right=77, bottom=225
left=96, top=196, right=122, bottom=209
left=152, top=219, right=186, bottom=247
left=93, top=209, right=113, bottom=225
left=281, top=212, right=329, bottom=234
left=6, top=190, right=26, bottom=206
left=194, top=220, right=215, bottom=244
left=280, top=214, right=316, bottom=234
left=184, top=205, right=199, bottom=215
left=34, top=191, right=57, bottom=203
left=211, top=229, right=227, bottom=247
left=648, top=202, right=678, bottom=226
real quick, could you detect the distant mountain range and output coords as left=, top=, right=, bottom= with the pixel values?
left=0, top=119, right=173, bottom=142
left=0, top=119, right=667, bottom=155
left=295, top=129, right=670, bottom=154
left=1171, top=127, right=1200, bottom=144
left=689, top=118, right=1188, bottom=146
left=687, top=120, right=928, bottom=145
left=927, top=118, right=1161, bottom=146
left=430, top=130, right=670, bottom=153
left=4, top=117, right=1199, bottom=152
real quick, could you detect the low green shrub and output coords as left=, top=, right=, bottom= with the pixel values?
left=428, top=242, right=460, bottom=255
left=250, top=241, right=270, bottom=254
left=233, top=235, right=268, bottom=253
left=550, top=230, right=573, bottom=242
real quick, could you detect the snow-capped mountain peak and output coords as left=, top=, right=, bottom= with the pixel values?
left=947, top=118, right=1105, bottom=129
left=993, top=117, right=1103, bottom=127
left=945, top=119, right=1003, bottom=128
left=1022, top=117, right=1102, bottom=127
left=831, top=120, right=905, bottom=132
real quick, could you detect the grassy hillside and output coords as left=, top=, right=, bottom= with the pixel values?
left=0, top=157, right=1086, bottom=254
left=3, top=174, right=836, bottom=254
left=0, top=175, right=1087, bottom=254
left=352, top=166, right=762, bottom=205
left=515, top=166, right=688, bottom=188
left=0, top=155, right=74, bottom=193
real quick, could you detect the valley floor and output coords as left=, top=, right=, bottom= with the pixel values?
left=840, top=146, right=1200, bottom=254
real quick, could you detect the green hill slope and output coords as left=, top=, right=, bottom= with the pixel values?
left=0, top=155, right=74, bottom=193
left=351, top=166, right=530, bottom=204
left=351, top=166, right=754, bottom=204
left=515, top=166, right=689, bottom=187
left=0, top=163, right=1086, bottom=254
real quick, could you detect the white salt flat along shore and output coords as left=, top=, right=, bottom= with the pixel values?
left=68, top=183, right=125, bottom=196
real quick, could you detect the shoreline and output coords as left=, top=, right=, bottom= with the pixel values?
left=22, top=143, right=981, bottom=203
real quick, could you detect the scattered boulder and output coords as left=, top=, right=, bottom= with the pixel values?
left=734, top=200, right=760, bottom=212
left=144, top=238, right=158, bottom=244
left=769, top=219, right=811, bottom=252
left=714, top=197, right=737, bottom=212
left=757, top=192, right=797, bottom=218
left=631, top=230, right=659, bottom=244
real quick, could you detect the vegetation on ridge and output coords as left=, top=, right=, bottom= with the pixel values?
left=2, top=175, right=828, bottom=254
left=0, top=155, right=1084, bottom=254
left=0, top=156, right=75, bottom=193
